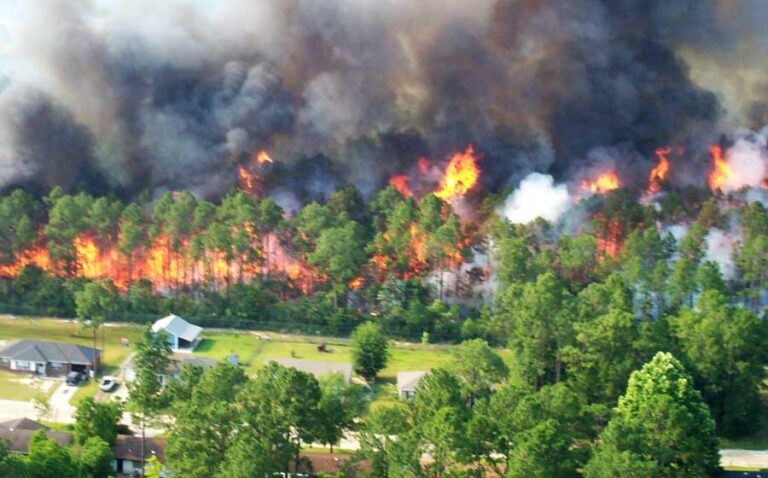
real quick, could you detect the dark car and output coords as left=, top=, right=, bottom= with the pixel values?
left=66, top=371, right=83, bottom=386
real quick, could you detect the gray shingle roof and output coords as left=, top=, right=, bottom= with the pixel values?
left=0, top=418, right=48, bottom=432
left=0, top=340, right=99, bottom=365
left=113, top=435, right=166, bottom=463
left=397, top=371, right=429, bottom=394
left=268, top=358, right=353, bottom=383
left=0, top=427, right=72, bottom=454
left=152, top=314, right=202, bottom=342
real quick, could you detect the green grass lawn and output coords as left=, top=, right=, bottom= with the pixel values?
left=194, top=330, right=458, bottom=409
left=0, top=370, right=56, bottom=401
left=195, top=331, right=455, bottom=380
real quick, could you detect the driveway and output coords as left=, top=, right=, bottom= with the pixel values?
left=48, top=382, right=77, bottom=422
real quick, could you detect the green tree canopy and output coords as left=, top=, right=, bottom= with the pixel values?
left=350, top=321, right=389, bottom=380
left=584, top=352, right=720, bottom=478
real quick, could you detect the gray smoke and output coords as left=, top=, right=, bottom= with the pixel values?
left=0, top=0, right=762, bottom=198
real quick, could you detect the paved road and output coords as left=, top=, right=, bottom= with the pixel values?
left=721, top=449, right=768, bottom=470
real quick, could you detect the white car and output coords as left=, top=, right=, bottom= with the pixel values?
left=98, top=376, right=119, bottom=392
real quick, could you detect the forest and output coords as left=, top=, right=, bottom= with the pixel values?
left=0, top=158, right=765, bottom=478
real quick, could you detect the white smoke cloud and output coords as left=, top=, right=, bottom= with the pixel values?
left=717, top=129, right=768, bottom=192
left=704, top=228, right=737, bottom=279
left=500, top=173, right=572, bottom=224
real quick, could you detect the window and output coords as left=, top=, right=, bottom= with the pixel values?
left=0, top=358, right=9, bottom=365
left=50, top=362, right=64, bottom=370
left=12, top=360, right=32, bottom=371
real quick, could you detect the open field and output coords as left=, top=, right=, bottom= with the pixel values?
left=0, top=316, right=459, bottom=407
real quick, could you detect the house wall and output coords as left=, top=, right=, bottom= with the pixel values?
left=43, top=362, right=72, bottom=377
left=0, top=358, right=90, bottom=377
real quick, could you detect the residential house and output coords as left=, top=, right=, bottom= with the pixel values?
left=123, top=353, right=217, bottom=386
left=112, top=434, right=166, bottom=477
left=267, top=358, right=353, bottom=383
left=151, top=314, right=203, bottom=352
left=0, top=340, right=100, bottom=377
left=0, top=419, right=72, bottom=454
left=0, top=418, right=49, bottom=432
left=397, top=371, right=429, bottom=399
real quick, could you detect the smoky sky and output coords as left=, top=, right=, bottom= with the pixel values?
left=0, top=0, right=763, bottom=199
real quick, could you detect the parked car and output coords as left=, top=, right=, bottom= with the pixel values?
left=66, top=371, right=83, bottom=386
left=98, top=376, right=119, bottom=392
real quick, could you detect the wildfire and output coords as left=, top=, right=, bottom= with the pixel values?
left=434, top=146, right=481, bottom=203
left=389, top=175, right=414, bottom=197
left=0, top=229, right=311, bottom=293
left=239, top=149, right=273, bottom=195
left=580, top=171, right=620, bottom=194
left=348, top=277, right=364, bottom=289
left=594, top=214, right=622, bottom=260
left=255, top=150, right=273, bottom=165
left=708, top=144, right=731, bottom=191
left=648, top=148, right=672, bottom=193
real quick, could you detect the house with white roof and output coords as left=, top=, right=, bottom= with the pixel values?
left=151, top=314, right=202, bottom=352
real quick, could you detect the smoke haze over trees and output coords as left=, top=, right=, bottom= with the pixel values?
left=0, top=0, right=766, bottom=198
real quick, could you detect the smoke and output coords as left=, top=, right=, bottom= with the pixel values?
left=501, top=173, right=571, bottom=224
left=0, top=0, right=762, bottom=198
left=704, top=228, right=737, bottom=280
left=717, top=128, right=768, bottom=192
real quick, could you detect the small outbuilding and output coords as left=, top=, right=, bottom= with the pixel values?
left=397, top=371, right=429, bottom=400
left=151, top=314, right=202, bottom=352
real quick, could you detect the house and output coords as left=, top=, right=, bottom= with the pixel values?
left=397, top=371, right=429, bottom=399
left=123, top=353, right=217, bottom=386
left=0, top=340, right=100, bottom=377
left=0, top=418, right=49, bottom=432
left=152, top=314, right=202, bottom=352
left=267, top=358, right=353, bottom=383
left=112, top=434, right=166, bottom=477
left=0, top=419, right=72, bottom=454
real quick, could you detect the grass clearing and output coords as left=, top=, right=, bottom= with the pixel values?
left=194, top=331, right=457, bottom=409
left=0, top=370, right=56, bottom=401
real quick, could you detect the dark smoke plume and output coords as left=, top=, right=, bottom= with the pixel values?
left=0, top=0, right=763, bottom=198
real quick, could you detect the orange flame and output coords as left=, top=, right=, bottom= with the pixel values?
left=580, top=171, right=620, bottom=194
left=597, top=217, right=622, bottom=259
left=0, top=229, right=313, bottom=294
left=348, top=277, right=364, bottom=289
left=239, top=149, right=273, bottom=195
left=255, top=150, right=273, bottom=165
left=388, top=175, right=414, bottom=197
left=434, top=146, right=481, bottom=203
left=648, top=148, right=672, bottom=193
left=708, top=145, right=731, bottom=191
